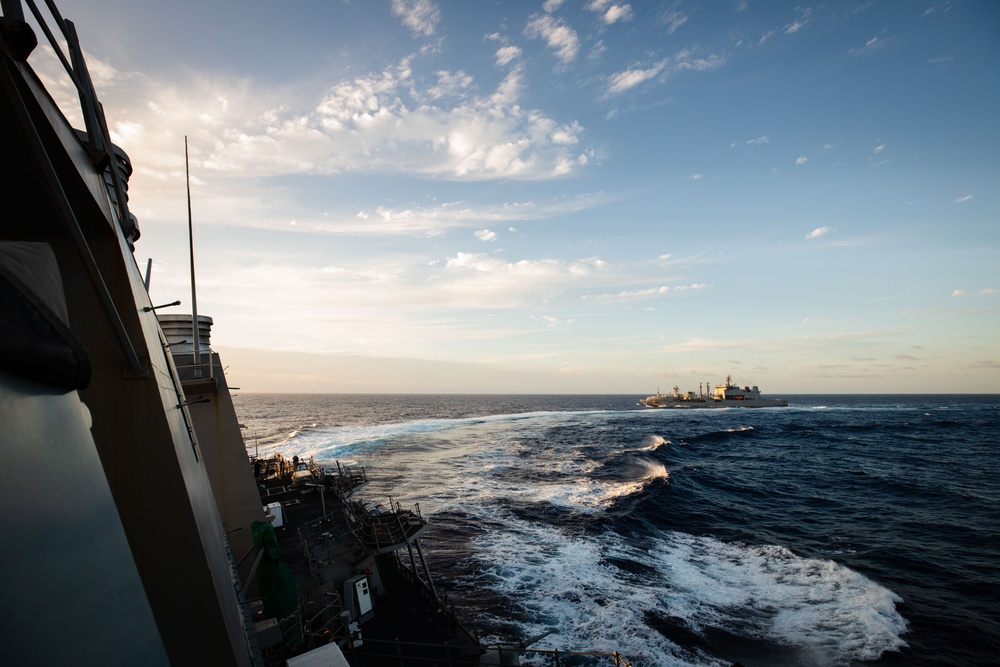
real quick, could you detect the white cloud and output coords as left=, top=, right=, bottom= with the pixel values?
left=543, top=0, right=565, bottom=12
left=475, top=229, right=498, bottom=241
left=587, top=0, right=634, bottom=25
left=606, top=60, right=667, bottom=95
left=439, top=253, right=610, bottom=306
left=334, top=195, right=604, bottom=236
left=873, top=141, right=886, bottom=154
left=392, top=0, right=441, bottom=37
left=954, top=195, right=973, bottom=203
left=732, top=136, right=769, bottom=148
left=689, top=173, right=703, bottom=180
left=391, top=0, right=441, bottom=37
left=953, top=288, right=998, bottom=296
left=602, top=4, right=634, bottom=24
left=806, top=226, right=831, bottom=239
left=660, top=10, right=688, bottom=35
left=582, top=286, right=670, bottom=300
left=423, top=70, right=474, bottom=100
left=673, top=49, right=726, bottom=72
left=115, top=57, right=588, bottom=184
left=525, top=14, right=580, bottom=64
left=784, top=7, right=813, bottom=35
left=494, top=45, right=522, bottom=67
left=796, top=156, right=808, bottom=165
left=849, top=35, right=888, bottom=57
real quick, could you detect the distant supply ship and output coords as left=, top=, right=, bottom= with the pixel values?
left=641, top=375, right=788, bottom=409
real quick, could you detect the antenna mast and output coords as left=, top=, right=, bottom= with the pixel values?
left=185, top=136, right=203, bottom=379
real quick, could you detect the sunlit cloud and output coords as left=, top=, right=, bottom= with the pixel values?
left=335, top=195, right=603, bottom=236
left=606, top=60, right=667, bottom=95
left=661, top=329, right=903, bottom=354
left=954, top=194, right=973, bottom=203
left=525, top=14, right=580, bottom=64
left=439, top=253, right=611, bottom=307
left=391, top=0, right=441, bottom=37
left=494, top=45, right=522, bottom=67
left=673, top=49, right=726, bottom=72
left=604, top=49, right=723, bottom=97
left=475, top=229, right=498, bottom=241
left=796, top=156, right=808, bottom=164
left=806, top=226, right=830, bottom=239
left=422, top=69, right=474, bottom=100
left=587, top=0, right=634, bottom=25
left=581, top=286, right=670, bottom=300
left=95, top=57, right=588, bottom=190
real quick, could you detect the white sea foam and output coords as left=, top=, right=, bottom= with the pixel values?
left=466, top=516, right=908, bottom=667
left=263, top=405, right=907, bottom=665
left=259, top=410, right=589, bottom=461
left=640, top=434, right=670, bottom=450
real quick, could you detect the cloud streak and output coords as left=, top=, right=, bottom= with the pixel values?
left=391, top=0, right=441, bottom=37
left=605, top=49, right=723, bottom=96
left=525, top=14, right=581, bottom=64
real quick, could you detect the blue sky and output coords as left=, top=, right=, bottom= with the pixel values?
left=33, top=0, right=999, bottom=393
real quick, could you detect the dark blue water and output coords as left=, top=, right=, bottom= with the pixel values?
left=234, top=394, right=1000, bottom=666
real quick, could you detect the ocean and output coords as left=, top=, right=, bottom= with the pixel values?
left=233, top=393, right=999, bottom=667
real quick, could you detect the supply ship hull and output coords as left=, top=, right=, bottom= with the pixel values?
left=641, top=375, right=788, bottom=409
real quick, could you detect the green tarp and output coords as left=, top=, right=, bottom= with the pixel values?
left=251, top=520, right=302, bottom=646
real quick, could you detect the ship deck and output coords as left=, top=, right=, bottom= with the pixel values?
left=252, top=461, right=482, bottom=666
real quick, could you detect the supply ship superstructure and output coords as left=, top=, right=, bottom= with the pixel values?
left=641, top=375, right=788, bottom=408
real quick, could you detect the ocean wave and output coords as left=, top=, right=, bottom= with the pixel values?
left=465, top=520, right=908, bottom=667
left=640, top=434, right=670, bottom=450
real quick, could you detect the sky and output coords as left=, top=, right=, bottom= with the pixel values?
left=28, top=0, right=1000, bottom=393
